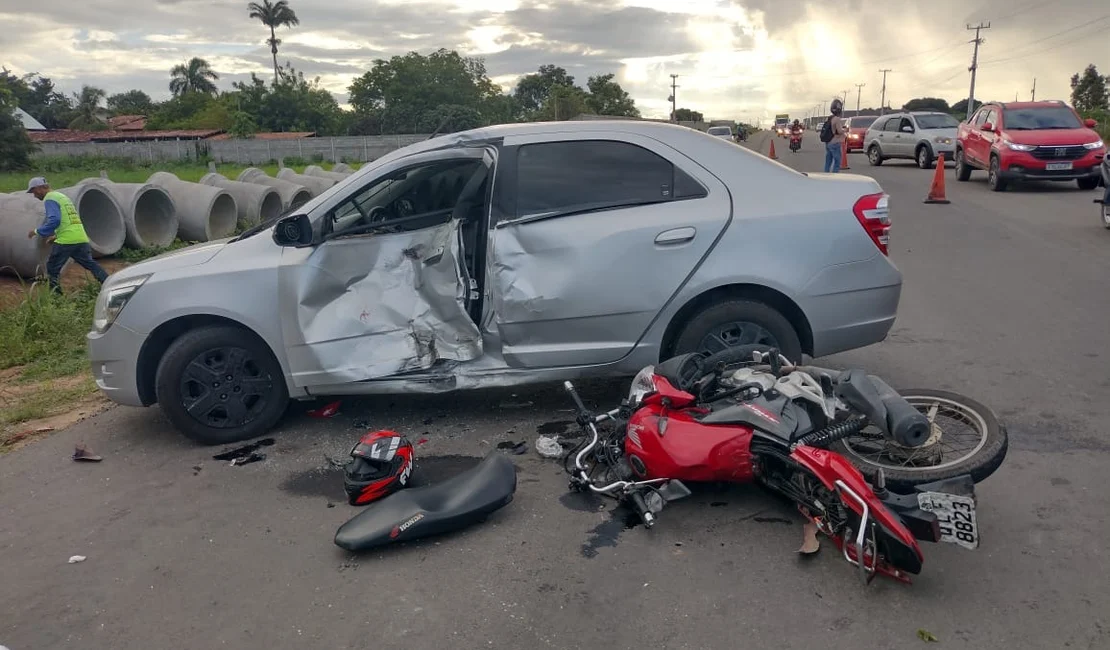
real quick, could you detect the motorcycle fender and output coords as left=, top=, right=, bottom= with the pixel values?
left=789, top=445, right=922, bottom=555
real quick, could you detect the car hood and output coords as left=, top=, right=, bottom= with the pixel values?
left=1003, top=128, right=1101, bottom=146
left=109, top=238, right=231, bottom=283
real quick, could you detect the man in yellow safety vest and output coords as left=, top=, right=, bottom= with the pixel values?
left=26, top=177, right=109, bottom=293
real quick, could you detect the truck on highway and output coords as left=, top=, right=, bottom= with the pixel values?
left=774, top=114, right=790, bottom=137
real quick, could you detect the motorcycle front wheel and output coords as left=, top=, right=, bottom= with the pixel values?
left=829, top=389, right=1008, bottom=491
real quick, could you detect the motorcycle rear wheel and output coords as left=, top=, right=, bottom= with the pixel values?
left=829, top=389, right=1007, bottom=491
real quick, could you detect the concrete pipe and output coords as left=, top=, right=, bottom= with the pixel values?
left=236, top=168, right=313, bottom=210
left=0, top=193, right=53, bottom=279
left=199, top=172, right=283, bottom=227
left=331, top=162, right=354, bottom=174
left=79, top=179, right=178, bottom=249
left=303, top=164, right=351, bottom=182
left=277, top=168, right=337, bottom=196
left=147, top=172, right=238, bottom=242
left=55, top=184, right=127, bottom=257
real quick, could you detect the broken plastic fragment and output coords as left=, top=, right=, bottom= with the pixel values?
left=72, top=444, right=102, bottom=462
left=535, top=435, right=563, bottom=459
left=496, top=440, right=528, bottom=455
left=798, top=521, right=820, bottom=555
left=307, top=401, right=342, bottom=418
left=68, top=555, right=87, bottom=564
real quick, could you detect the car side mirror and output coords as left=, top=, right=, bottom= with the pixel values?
left=272, top=214, right=313, bottom=247
left=1085, top=118, right=1098, bottom=128
left=982, top=122, right=994, bottom=132
left=900, top=125, right=913, bottom=133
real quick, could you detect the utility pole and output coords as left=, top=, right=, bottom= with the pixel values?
left=854, top=83, right=866, bottom=112
left=965, top=22, right=991, bottom=121
left=669, top=74, right=679, bottom=122
left=1031, top=77, right=1036, bottom=101
left=878, top=69, right=892, bottom=115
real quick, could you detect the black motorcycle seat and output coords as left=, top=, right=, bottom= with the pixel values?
left=334, top=451, right=517, bottom=552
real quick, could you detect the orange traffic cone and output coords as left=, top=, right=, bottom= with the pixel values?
left=923, top=153, right=950, bottom=204
left=840, top=138, right=851, bottom=170
left=768, top=139, right=778, bottom=160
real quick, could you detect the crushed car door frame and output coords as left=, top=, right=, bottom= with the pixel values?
left=278, top=146, right=495, bottom=388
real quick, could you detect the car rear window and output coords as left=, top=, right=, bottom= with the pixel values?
left=514, top=140, right=707, bottom=220
left=1002, top=106, right=1081, bottom=130
left=851, top=116, right=877, bottom=128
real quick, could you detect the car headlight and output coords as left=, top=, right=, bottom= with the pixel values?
left=1004, top=141, right=1035, bottom=151
left=933, top=137, right=952, bottom=144
left=93, top=275, right=149, bottom=333
left=1083, top=139, right=1105, bottom=150
left=627, top=365, right=657, bottom=404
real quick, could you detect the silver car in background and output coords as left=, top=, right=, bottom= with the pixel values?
left=706, top=125, right=733, bottom=140
left=87, top=120, right=902, bottom=444
left=864, top=111, right=961, bottom=169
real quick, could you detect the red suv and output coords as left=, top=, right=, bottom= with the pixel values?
left=954, top=100, right=1105, bottom=191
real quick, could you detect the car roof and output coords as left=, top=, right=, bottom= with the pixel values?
left=997, top=100, right=1070, bottom=110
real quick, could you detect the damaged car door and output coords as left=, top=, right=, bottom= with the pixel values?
left=489, top=132, right=731, bottom=367
left=279, top=148, right=491, bottom=387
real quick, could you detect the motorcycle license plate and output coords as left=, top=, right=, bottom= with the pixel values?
left=1046, top=162, right=1073, bottom=171
left=917, top=491, right=979, bottom=550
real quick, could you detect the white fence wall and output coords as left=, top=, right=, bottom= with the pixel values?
left=33, top=134, right=435, bottom=164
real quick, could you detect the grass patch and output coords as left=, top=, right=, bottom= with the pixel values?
left=0, top=280, right=99, bottom=382
left=0, top=374, right=98, bottom=428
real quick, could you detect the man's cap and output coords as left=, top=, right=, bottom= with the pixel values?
left=26, top=177, right=48, bottom=193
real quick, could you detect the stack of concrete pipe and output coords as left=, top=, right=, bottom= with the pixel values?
left=236, top=168, right=313, bottom=210
left=3, top=185, right=126, bottom=260
left=148, top=172, right=238, bottom=242
left=276, top=167, right=336, bottom=196
left=303, top=165, right=352, bottom=182
left=331, top=163, right=353, bottom=174
left=200, top=172, right=283, bottom=227
left=79, top=178, right=179, bottom=249
left=0, top=193, right=53, bottom=279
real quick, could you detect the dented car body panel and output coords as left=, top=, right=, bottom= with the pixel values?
left=88, top=119, right=902, bottom=409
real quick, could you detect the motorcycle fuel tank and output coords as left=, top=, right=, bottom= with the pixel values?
left=625, top=404, right=756, bottom=483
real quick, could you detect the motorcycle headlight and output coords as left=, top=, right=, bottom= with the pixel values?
left=93, top=275, right=149, bottom=333
left=627, top=366, right=657, bottom=404
left=1083, top=139, right=1104, bottom=150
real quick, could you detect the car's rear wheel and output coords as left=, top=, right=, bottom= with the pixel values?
left=1077, top=177, right=1100, bottom=191
left=867, top=145, right=884, bottom=166
left=954, top=148, right=972, bottom=181
left=672, top=299, right=803, bottom=364
left=155, top=325, right=289, bottom=445
left=988, top=155, right=1008, bottom=192
left=916, top=145, right=934, bottom=169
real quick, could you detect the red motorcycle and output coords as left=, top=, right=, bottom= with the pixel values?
left=562, top=345, right=1007, bottom=585
left=789, top=128, right=803, bottom=153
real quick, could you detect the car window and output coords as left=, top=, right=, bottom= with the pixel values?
left=514, top=140, right=706, bottom=220
left=329, top=158, right=484, bottom=236
left=971, top=108, right=988, bottom=126
left=707, top=126, right=731, bottom=136
left=1001, top=106, right=1082, bottom=130
left=899, top=117, right=915, bottom=132
left=982, top=109, right=998, bottom=127
left=915, top=114, right=959, bottom=129
left=882, top=117, right=902, bottom=132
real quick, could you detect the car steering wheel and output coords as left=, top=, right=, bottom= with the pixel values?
left=363, top=205, right=389, bottom=226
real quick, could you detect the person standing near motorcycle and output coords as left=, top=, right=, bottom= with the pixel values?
left=821, top=99, right=848, bottom=173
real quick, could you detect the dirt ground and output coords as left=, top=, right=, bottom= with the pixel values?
left=0, top=257, right=130, bottom=308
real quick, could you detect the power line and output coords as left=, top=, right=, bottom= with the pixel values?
left=978, top=15, right=1110, bottom=65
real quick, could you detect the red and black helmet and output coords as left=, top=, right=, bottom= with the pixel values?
left=343, top=430, right=414, bottom=506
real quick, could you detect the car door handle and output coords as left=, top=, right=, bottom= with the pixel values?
left=655, top=227, right=696, bottom=245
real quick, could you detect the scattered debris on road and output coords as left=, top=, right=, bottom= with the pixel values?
left=307, top=400, right=342, bottom=418
left=917, top=629, right=939, bottom=643
left=213, top=437, right=275, bottom=465
left=72, top=443, right=102, bottom=462
left=535, top=435, right=562, bottom=458
left=67, top=555, right=86, bottom=564
left=496, top=440, right=527, bottom=455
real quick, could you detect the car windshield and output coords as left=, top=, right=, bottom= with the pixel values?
left=915, top=114, right=959, bottom=129
left=850, top=116, right=877, bottom=128
left=1002, top=106, right=1082, bottom=130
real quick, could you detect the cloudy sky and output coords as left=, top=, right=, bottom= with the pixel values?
left=1, top=0, right=1104, bottom=123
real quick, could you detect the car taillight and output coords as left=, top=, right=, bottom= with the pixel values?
left=853, top=192, right=890, bottom=255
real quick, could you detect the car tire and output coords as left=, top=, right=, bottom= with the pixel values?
left=1077, top=177, right=1100, bottom=191
left=988, top=155, right=1008, bottom=192
left=155, top=325, right=290, bottom=445
left=672, top=299, right=803, bottom=364
left=916, top=144, right=934, bottom=169
left=867, top=145, right=884, bottom=166
left=955, top=148, right=972, bottom=181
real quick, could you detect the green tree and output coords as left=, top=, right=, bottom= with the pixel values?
left=1070, top=64, right=1109, bottom=113
left=538, top=85, right=592, bottom=121
left=169, top=58, right=220, bottom=97
left=512, top=64, right=576, bottom=115
left=584, top=73, right=639, bottom=117
left=248, top=0, right=301, bottom=84
left=673, top=107, right=703, bottom=122
left=106, top=90, right=155, bottom=115
left=348, top=49, right=501, bottom=133
left=229, top=111, right=258, bottom=138
left=950, top=98, right=983, bottom=117
left=230, top=63, right=343, bottom=134
left=0, top=83, right=37, bottom=171
left=902, top=97, right=950, bottom=112
left=68, top=85, right=107, bottom=130
left=1, top=70, right=73, bottom=129
left=145, top=92, right=219, bottom=129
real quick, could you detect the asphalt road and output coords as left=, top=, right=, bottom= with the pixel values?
left=3, top=132, right=1109, bottom=650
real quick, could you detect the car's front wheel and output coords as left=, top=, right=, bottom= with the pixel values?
left=955, top=148, right=972, bottom=181
left=155, top=325, right=289, bottom=445
left=672, top=299, right=803, bottom=364
left=916, top=145, right=934, bottom=169
left=988, top=155, right=1008, bottom=192
left=867, top=145, right=884, bottom=166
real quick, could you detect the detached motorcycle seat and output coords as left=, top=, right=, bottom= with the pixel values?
left=334, top=451, right=518, bottom=552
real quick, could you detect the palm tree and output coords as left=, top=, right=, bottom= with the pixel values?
left=169, top=58, right=220, bottom=97
left=248, top=0, right=300, bottom=83
left=68, top=85, right=107, bottom=130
